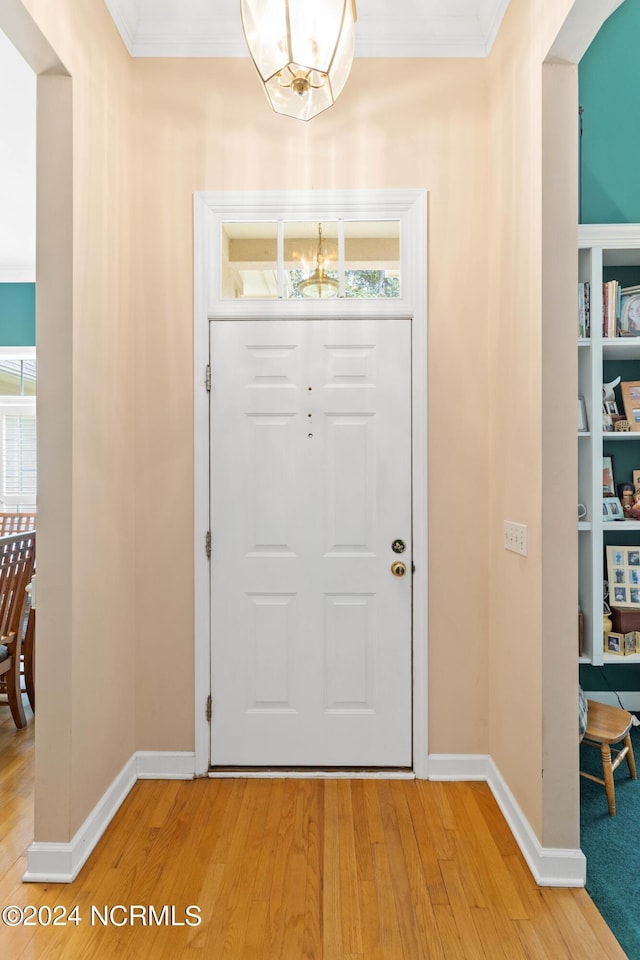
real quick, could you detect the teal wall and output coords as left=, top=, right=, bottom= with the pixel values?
left=0, top=283, right=35, bottom=346
left=579, top=0, right=640, bottom=223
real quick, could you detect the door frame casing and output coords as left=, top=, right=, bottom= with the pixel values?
left=193, top=189, right=428, bottom=777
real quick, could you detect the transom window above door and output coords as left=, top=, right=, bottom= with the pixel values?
left=220, top=219, right=401, bottom=301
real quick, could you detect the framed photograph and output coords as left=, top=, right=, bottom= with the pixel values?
left=578, top=396, right=588, bottom=432
left=633, top=469, right=640, bottom=496
left=603, top=497, right=625, bottom=521
left=605, top=632, right=624, bottom=655
left=624, top=632, right=637, bottom=656
left=606, top=546, right=640, bottom=607
left=603, top=414, right=614, bottom=432
left=603, top=456, right=615, bottom=495
left=620, top=286, right=640, bottom=336
left=604, top=399, right=619, bottom=416
left=621, top=381, right=640, bottom=432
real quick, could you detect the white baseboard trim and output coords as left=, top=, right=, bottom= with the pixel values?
left=23, top=756, right=137, bottom=884
left=428, top=753, right=586, bottom=888
left=23, top=752, right=196, bottom=883
left=136, top=751, right=196, bottom=780
left=586, top=690, right=640, bottom=712
left=428, top=753, right=491, bottom=780
left=24, top=748, right=587, bottom=887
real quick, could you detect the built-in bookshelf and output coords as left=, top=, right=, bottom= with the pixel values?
left=578, top=224, right=640, bottom=665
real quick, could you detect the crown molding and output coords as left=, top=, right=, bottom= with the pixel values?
left=477, top=0, right=511, bottom=54
left=102, top=0, right=510, bottom=59
left=103, top=0, right=138, bottom=56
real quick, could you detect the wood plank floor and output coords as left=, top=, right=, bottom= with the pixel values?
left=0, top=710, right=626, bottom=959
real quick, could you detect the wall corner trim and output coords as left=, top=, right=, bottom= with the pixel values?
left=428, top=753, right=587, bottom=888
left=23, top=752, right=196, bottom=883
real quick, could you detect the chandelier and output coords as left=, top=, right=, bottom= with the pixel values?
left=297, top=224, right=339, bottom=298
left=240, top=0, right=357, bottom=121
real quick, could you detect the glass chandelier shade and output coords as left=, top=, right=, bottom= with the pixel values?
left=240, top=0, right=357, bottom=121
left=297, top=223, right=339, bottom=298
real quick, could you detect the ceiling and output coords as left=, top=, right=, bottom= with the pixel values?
left=104, top=0, right=512, bottom=59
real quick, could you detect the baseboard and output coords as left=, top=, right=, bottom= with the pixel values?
left=428, top=753, right=491, bottom=780
left=23, top=751, right=196, bottom=883
left=487, top=758, right=586, bottom=887
left=23, top=748, right=586, bottom=887
left=428, top=753, right=586, bottom=888
left=23, top=756, right=137, bottom=884
left=585, top=690, right=640, bottom=712
left=136, top=751, right=196, bottom=780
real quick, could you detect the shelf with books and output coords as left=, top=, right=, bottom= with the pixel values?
left=578, top=225, right=640, bottom=666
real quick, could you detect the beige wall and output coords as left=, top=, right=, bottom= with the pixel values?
left=131, top=57, right=492, bottom=755
left=6, top=0, right=137, bottom=840
left=6, top=0, right=607, bottom=856
left=486, top=0, right=578, bottom=845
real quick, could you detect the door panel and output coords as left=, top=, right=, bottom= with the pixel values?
left=210, top=318, right=412, bottom=766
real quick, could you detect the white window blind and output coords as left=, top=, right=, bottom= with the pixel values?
left=2, top=413, right=36, bottom=508
left=0, top=352, right=37, bottom=513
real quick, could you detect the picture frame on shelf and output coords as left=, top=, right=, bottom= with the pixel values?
left=603, top=456, right=615, bottom=496
left=603, top=414, right=614, bottom=432
left=620, top=286, right=640, bottom=336
left=605, top=632, right=624, bottom=655
left=634, top=469, right=640, bottom=495
left=578, top=396, right=588, bottom=432
left=604, top=399, right=619, bottom=417
left=603, top=497, right=625, bottom=521
left=621, top=381, right=640, bottom=431
left=606, top=545, right=640, bottom=607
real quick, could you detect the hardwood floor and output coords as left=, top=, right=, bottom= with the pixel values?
left=0, top=712, right=626, bottom=958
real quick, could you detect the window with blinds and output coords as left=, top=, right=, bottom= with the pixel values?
left=0, top=356, right=36, bottom=513
left=2, top=413, right=36, bottom=509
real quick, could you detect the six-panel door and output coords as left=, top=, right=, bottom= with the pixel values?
left=210, top=319, right=412, bottom=766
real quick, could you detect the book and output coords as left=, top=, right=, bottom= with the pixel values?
left=602, top=279, right=620, bottom=337
left=578, top=281, right=590, bottom=338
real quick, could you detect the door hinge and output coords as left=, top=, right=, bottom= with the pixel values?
left=205, top=364, right=211, bottom=392
left=206, top=694, right=212, bottom=723
left=205, top=530, right=212, bottom=558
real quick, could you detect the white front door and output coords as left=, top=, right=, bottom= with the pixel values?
left=210, top=318, right=412, bottom=766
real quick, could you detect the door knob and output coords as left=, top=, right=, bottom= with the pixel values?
left=391, top=561, right=407, bottom=577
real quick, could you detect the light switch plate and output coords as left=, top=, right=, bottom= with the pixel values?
left=504, top=520, right=528, bottom=557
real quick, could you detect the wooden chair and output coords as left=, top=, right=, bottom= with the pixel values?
left=580, top=699, right=637, bottom=815
left=0, top=532, right=36, bottom=729
left=0, top=513, right=36, bottom=536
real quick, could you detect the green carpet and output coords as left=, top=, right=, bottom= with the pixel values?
left=580, top=712, right=640, bottom=959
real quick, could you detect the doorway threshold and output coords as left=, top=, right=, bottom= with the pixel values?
left=208, top=767, right=415, bottom=779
